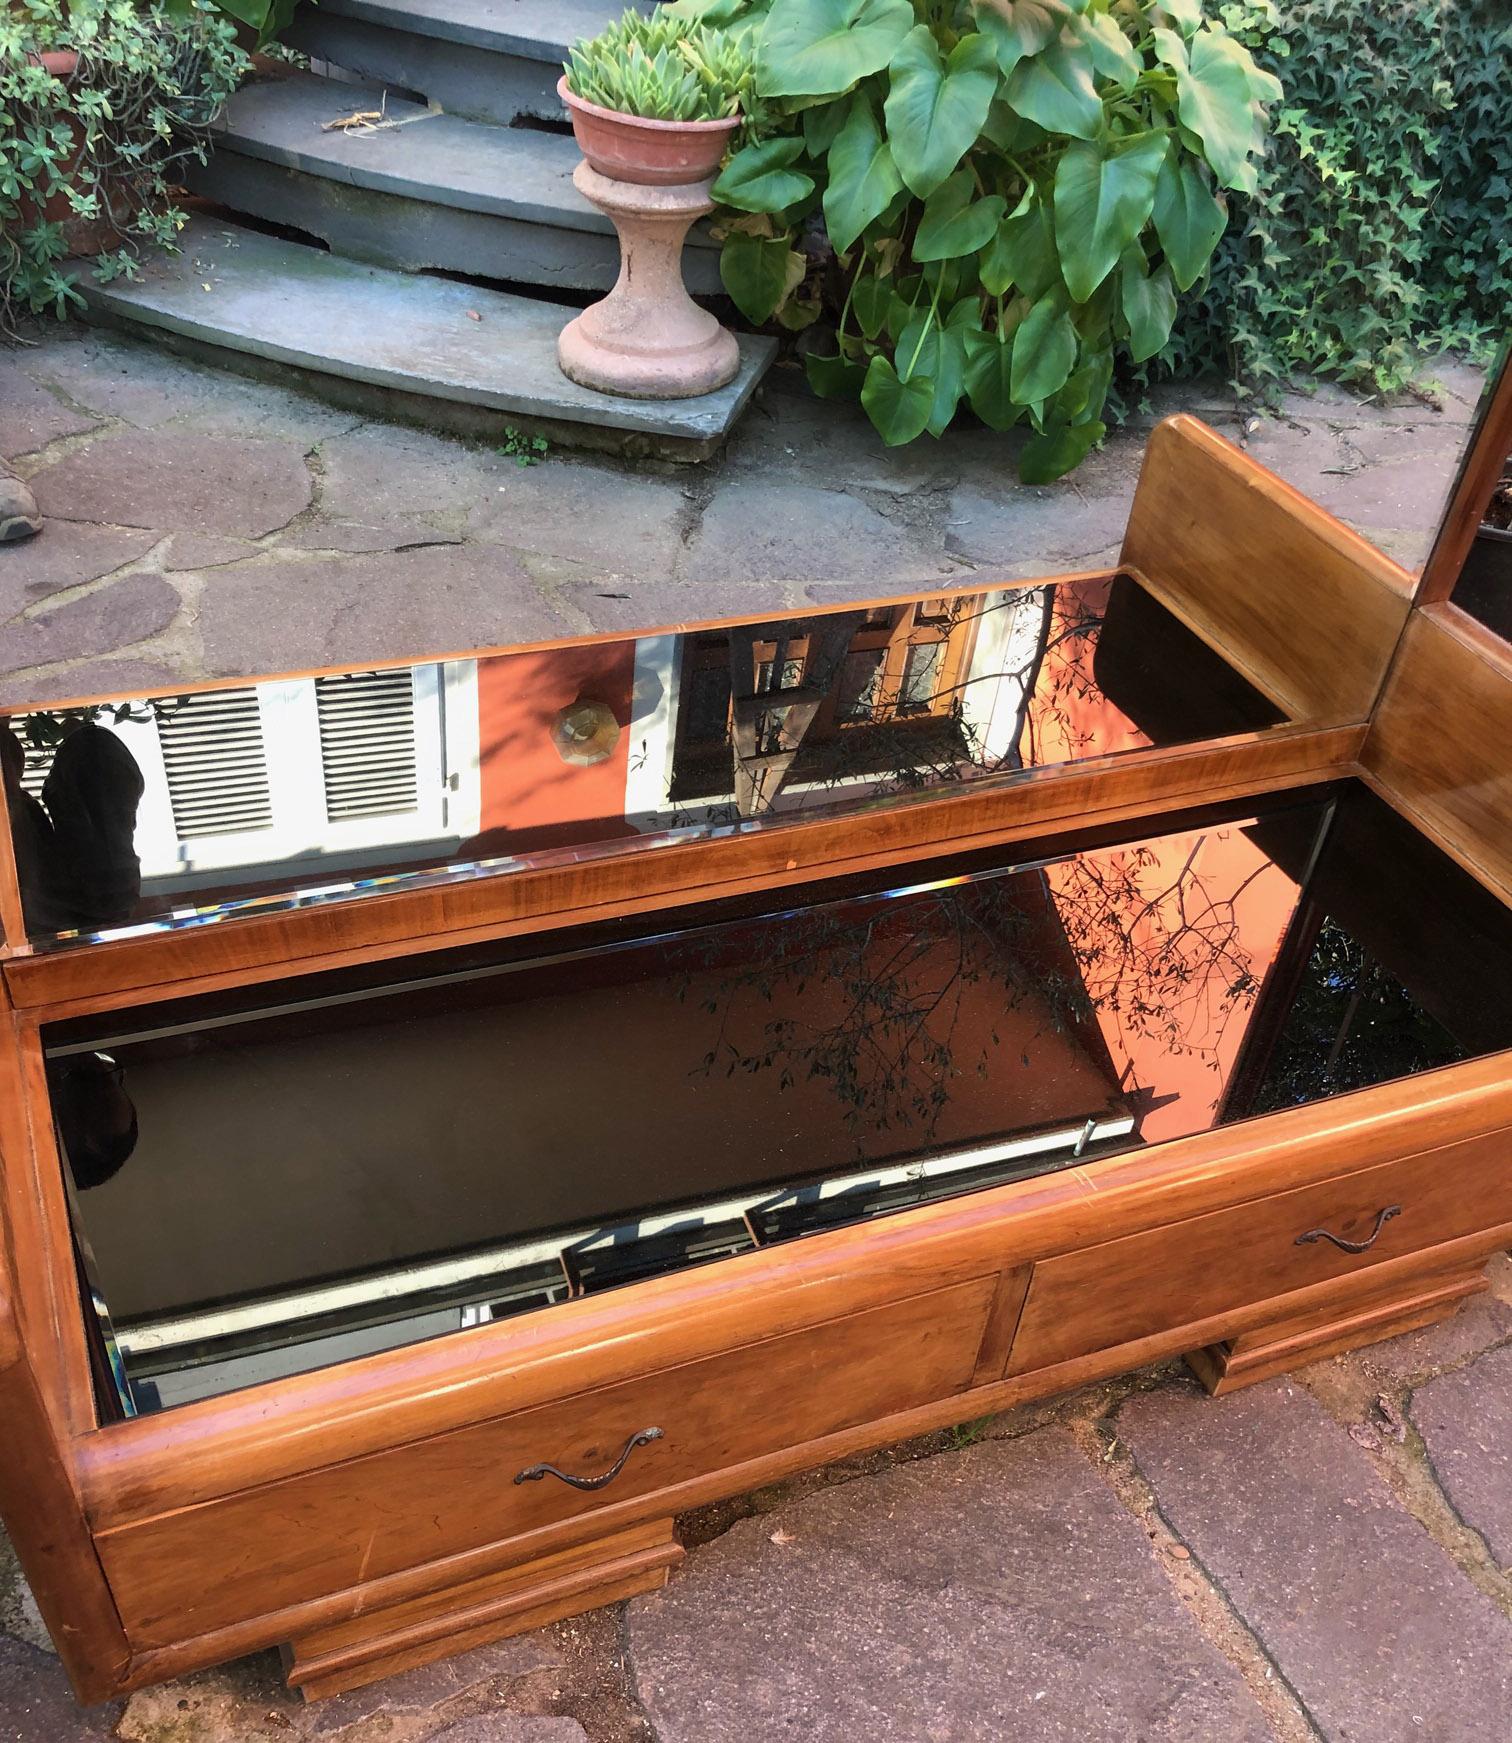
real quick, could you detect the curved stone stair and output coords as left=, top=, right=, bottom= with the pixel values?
left=83, top=0, right=769, bottom=459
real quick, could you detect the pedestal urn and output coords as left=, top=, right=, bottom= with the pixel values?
left=557, top=78, right=741, bottom=401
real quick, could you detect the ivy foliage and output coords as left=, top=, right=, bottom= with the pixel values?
left=674, top=0, right=1275, bottom=478
left=1, top=0, right=247, bottom=338
left=1161, top=0, right=1512, bottom=400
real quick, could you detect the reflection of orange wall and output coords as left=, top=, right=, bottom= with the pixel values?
left=470, top=644, right=637, bottom=856
left=1025, top=576, right=1151, bottom=767
left=1044, top=820, right=1301, bottom=1144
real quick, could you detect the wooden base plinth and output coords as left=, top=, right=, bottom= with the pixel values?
left=1187, top=1267, right=1488, bottom=1396
left=283, top=1520, right=683, bottom=1700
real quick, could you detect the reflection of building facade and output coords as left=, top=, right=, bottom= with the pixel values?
left=9, top=576, right=1281, bottom=945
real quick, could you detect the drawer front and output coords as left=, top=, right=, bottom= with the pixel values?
left=1009, top=1130, right=1512, bottom=1375
left=101, top=1275, right=997, bottom=1641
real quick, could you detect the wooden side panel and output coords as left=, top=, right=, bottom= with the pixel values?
left=0, top=1012, right=131, bottom=1701
left=1008, top=1127, right=1512, bottom=1375
left=1122, top=416, right=1413, bottom=723
left=96, top=1276, right=997, bottom=1643
left=1362, top=606, right=1512, bottom=901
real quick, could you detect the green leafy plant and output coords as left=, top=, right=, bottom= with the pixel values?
left=564, top=5, right=756, bottom=121
left=496, top=426, right=550, bottom=467
left=1162, top=0, right=1512, bottom=402
left=701, top=0, right=1274, bottom=479
left=1, top=0, right=247, bottom=338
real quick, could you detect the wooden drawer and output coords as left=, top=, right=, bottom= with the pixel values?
left=99, top=1274, right=997, bottom=1642
left=1009, top=1130, right=1512, bottom=1375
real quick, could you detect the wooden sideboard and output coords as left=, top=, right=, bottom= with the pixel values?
left=1, top=392, right=1508, bottom=1706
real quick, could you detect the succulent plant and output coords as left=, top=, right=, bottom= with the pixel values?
left=564, top=6, right=753, bottom=123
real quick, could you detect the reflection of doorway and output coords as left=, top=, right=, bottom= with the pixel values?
left=668, top=599, right=990, bottom=816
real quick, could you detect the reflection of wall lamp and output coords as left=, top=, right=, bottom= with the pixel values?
left=551, top=698, right=621, bottom=766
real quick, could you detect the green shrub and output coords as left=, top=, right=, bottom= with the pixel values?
left=0, top=0, right=247, bottom=339
left=689, top=0, right=1275, bottom=479
left=1161, top=0, right=1512, bottom=400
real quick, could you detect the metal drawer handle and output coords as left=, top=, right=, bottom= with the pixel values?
left=514, top=1426, right=664, bottom=1492
left=1295, top=1204, right=1401, bottom=1255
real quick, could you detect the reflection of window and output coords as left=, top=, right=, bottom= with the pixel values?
left=756, top=655, right=805, bottom=695
left=837, top=650, right=885, bottom=721
left=316, top=670, right=420, bottom=822
left=157, top=688, right=274, bottom=840
left=900, top=640, right=946, bottom=712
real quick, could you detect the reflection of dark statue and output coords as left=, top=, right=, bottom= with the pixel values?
left=52, top=1053, right=139, bottom=1190
left=2, top=721, right=144, bottom=935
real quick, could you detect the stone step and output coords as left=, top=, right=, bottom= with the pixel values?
left=284, top=0, right=652, bottom=126
left=189, top=70, right=721, bottom=295
left=81, top=219, right=774, bottom=461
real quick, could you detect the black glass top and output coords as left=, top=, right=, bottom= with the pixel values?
left=2, top=574, right=1283, bottom=952
left=46, top=782, right=1512, bottom=1416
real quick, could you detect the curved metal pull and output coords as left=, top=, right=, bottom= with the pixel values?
left=1295, top=1204, right=1401, bottom=1254
left=514, top=1426, right=664, bottom=1492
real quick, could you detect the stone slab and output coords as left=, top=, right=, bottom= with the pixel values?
left=0, top=658, right=179, bottom=707
left=1119, top=1379, right=1512, bottom=1741
left=213, top=70, right=714, bottom=252
left=84, top=221, right=775, bottom=448
left=426, top=1721, right=588, bottom=1743
left=0, top=521, right=156, bottom=616
left=0, top=576, right=180, bottom=676
left=311, top=0, right=645, bottom=60
left=0, top=1638, right=121, bottom=1743
left=1411, top=1343, right=1512, bottom=1568
left=682, top=479, right=953, bottom=589
left=561, top=576, right=793, bottom=633
left=629, top=1426, right=1270, bottom=1743
left=0, top=366, right=101, bottom=459
left=116, top=1635, right=561, bottom=1741
left=22, top=327, right=357, bottom=445
left=29, top=429, right=312, bottom=539
left=470, top=463, right=687, bottom=578
left=197, top=544, right=565, bottom=674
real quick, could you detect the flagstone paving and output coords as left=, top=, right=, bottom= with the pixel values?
left=0, top=326, right=1486, bottom=703
left=1, top=326, right=1505, bottom=1742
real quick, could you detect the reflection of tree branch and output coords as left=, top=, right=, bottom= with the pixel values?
left=680, top=829, right=1267, bottom=1155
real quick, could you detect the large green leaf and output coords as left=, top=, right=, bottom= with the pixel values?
left=1072, top=9, right=1141, bottom=89
left=757, top=0, right=915, bottom=98
left=1174, top=27, right=1264, bottom=193
left=1019, top=418, right=1105, bottom=483
left=884, top=26, right=1000, bottom=197
left=1158, top=0, right=1202, bottom=34
left=978, top=191, right=1058, bottom=299
left=1004, top=34, right=1102, bottom=141
left=974, top=0, right=1064, bottom=79
left=824, top=94, right=904, bottom=252
left=712, top=138, right=816, bottom=214
left=1119, top=248, right=1177, bottom=361
left=1010, top=290, right=1078, bottom=403
left=913, top=169, right=1007, bottom=262
left=850, top=270, right=895, bottom=339
left=1151, top=147, right=1227, bottom=290
left=861, top=352, right=935, bottom=445
left=720, top=233, right=802, bottom=323
left=895, top=316, right=970, bottom=436
left=962, top=326, right=1026, bottom=430
left=1053, top=131, right=1167, bottom=303
left=805, top=351, right=868, bottom=399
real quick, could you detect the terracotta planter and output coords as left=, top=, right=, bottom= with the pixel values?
left=555, top=76, right=742, bottom=401
left=21, top=48, right=140, bottom=256
left=558, top=76, right=740, bottom=187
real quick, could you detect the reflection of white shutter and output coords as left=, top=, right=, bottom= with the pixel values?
left=156, top=689, right=273, bottom=840
left=315, top=670, right=419, bottom=822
